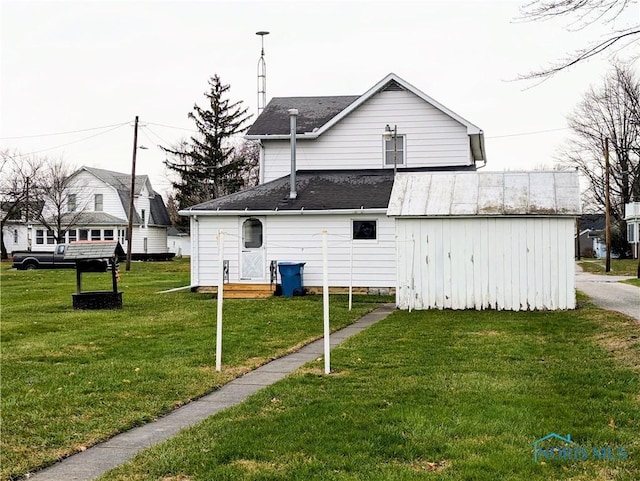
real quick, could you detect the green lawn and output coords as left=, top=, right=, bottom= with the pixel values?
left=99, top=295, right=640, bottom=481
left=0, top=259, right=389, bottom=480
left=578, top=259, right=639, bottom=277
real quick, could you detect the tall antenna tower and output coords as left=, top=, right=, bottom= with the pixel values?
left=256, top=31, right=269, bottom=115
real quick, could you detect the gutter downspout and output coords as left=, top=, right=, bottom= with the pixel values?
left=289, top=109, right=298, bottom=199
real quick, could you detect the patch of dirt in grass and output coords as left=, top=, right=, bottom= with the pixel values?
left=296, top=366, right=349, bottom=377
left=230, top=459, right=280, bottom=474
left=592, top=317, right=640, bottom=373
left=160, top=475, right=192, bottom=481
left=561, top=466, right=634, bottom=480
left=395, top=458, right=448, bottom=473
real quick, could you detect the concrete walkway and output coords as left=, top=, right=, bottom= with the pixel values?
left=27, top=304, right=396, bottom=481
left=575, top=264, right=640, bottom=322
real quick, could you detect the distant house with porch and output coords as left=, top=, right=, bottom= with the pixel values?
left=3, top=166, right=173, bottom=260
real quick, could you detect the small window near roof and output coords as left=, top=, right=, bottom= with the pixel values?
left=68, top=194, right=76, bottom=212
left=384, top=135, right=405, bottom=166
left=353, top=220, right=377, bottom=240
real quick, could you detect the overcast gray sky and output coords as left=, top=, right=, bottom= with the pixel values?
left=1, top=0, right=638, bottom=196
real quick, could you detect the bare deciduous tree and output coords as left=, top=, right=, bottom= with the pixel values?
left=559, top=62, right=640, bottom=254
left=33, top=159, right=88, bottom=244
left=0, top=150, right=44, bottom=258
left=518, top=0, right=639, bottom=80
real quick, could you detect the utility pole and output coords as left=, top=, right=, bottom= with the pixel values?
left=126, top=116, right=139, bottom=271
left=25, top=176, right=31, bottom=251
left=604, top=137, right=611, bottom=273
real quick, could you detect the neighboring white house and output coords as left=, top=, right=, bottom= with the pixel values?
left=167, top=227, right=191, bottom=257
left=575, top=214, right=606, bottom=258
left=625, top=202, right=640, bottom=259
left=180, top=73, right=580, bottom=310
left=4, top=166, right=173, bottom=259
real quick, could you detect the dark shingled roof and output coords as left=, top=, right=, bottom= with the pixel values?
left=150, top=191, right=172, bottom=226
left=64, top=241, right=125, bottom=260
left=58, top=211, right=128, bottom=225
left=246, top=96, right=359, bottom=136
left=579, top=214, right=605, bottom=231
left=186, top=167, right=476, bottom=213
left=81, top=167, right=171, bottom=226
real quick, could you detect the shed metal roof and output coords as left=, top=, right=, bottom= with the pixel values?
left=64, top=241, right=125, bottom=260
left=387, top=171, right=581, bottom=217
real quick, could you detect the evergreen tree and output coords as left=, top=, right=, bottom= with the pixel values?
left=163, top=75, right=253, bottom=221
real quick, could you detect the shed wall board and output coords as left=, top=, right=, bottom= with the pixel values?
left=262, top=90, right=471, bottom=182
left=395, top=217, right=576, bottom=310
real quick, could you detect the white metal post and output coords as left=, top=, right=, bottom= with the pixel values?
left=322, top=230, right=330, bottom=374
left=216, top=230, right=224, bottom=372
left=348, top=237, right=353, bottom=311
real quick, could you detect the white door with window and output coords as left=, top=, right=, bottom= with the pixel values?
left=240, top=217, right=265, bottom=280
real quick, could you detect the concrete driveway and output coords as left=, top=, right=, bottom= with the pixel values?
left=575, top=264, right=640, bottom=321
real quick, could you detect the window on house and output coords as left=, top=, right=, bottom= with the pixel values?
left=141, top=209, right=146, bottom=228
left=13, top=229, right=18, bottom=243
left=68, top=229, right=77, bottom=243
left=79, top=229, right=89, bottom=241
left=46, top=230, right=55, bottom=244
left=243, top=218, right=263, bottom=248
left=629, top=223, right=638, bottom=243
left=94, top=194, right=103, bottom=211
left=384, top=135, right=405, bottom=166
left=91, top=229, right=101, bottom=241
left=36, top=230, right=44, bottom=245
left=353, top=220, right=377, bottom=240
left=143, top=237, right=148, bottom=253
left=104, top=229, right=114, bottom=240
left=68, top=194, right=77, bottom=212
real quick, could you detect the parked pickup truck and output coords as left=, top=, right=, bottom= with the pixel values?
left=11, top=244, right=111, bottom=271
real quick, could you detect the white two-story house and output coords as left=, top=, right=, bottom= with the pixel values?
left=12, top=166, right=172, bottom=260
left=180, top=73, right=579, bottom=310
left=180, top=73, right=484, bottom=290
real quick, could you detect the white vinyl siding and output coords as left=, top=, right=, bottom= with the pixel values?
left=262, top=89, right=471, bottom=182
left=131, top=227, right=167, bottom=254
left=395, top=217, right=576, bottom=311
left=191, top=214, right=396, bottom=289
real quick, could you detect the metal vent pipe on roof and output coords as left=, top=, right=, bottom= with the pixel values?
left=289, top=109, right=298, bottom=199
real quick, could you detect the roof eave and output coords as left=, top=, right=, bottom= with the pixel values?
left=245, top=132, right=320, bottom=141
left=179, top=208, right=388, bottom=217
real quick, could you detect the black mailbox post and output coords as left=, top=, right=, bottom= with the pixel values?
left=63, top=241, right=125, bottom=309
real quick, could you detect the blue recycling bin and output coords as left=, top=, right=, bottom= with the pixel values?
left=278, top=262, right=305, bottom=297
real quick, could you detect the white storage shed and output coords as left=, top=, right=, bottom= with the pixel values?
left=388, top=171, right=581, bottom=311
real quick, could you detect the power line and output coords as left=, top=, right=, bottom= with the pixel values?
left=487, top=127, right=570, bottom=139
left=141, top=125, right=173, bottom=148
left=15, top=123, right=129, bottom=157
left=0, top=121, right=130, bottom=139
left=145, top=121, right=198, bottom=133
